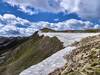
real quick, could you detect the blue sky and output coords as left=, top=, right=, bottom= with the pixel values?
left=0, top=0, right=100, bottom=36
left=0, top=0, right=100, bottom=24
left=0, top=1, right=82, bottom=23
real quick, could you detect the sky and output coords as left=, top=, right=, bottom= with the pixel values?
left=0, top=0, right=81, bottom=23
left=0, top=0, right=100, bottom=36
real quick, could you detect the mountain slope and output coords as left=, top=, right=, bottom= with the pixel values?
left=49, top=34, right=100, bottom=75
left=0, top=31, right=64, bottom=75
left=20, top=33, right=99, bottom=75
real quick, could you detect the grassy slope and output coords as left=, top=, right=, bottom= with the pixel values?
left=0, top=32, right=64, bottom=75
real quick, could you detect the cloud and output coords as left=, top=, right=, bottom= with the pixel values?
left=60, top=0, right=100, bottom=19
left=0, top=13, right=99, bottom=37
left=3, top=0, right=100, bottom=19
left=18, top=5, right=39, bottom=15
left=4, top=0, right=64, bottom=14
left=0, top=14, right=37, bottom=37
left=48, top=19, right=99, bottom=30
left=60, top=0, right=80, bottom=13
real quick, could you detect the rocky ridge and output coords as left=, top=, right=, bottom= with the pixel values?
left=0, top=31, right=64, bottom=75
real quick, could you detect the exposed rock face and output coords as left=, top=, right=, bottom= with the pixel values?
left=0, top=31, right=64, bottom=75
left=49, top=34, right=100, bottom=75
left=0, top=37, right=29, bottom=54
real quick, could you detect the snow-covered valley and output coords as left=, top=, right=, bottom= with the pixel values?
left=20, top=33, right=99, bottom=75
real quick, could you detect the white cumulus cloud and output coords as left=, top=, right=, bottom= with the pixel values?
left=0, top=14, right=36, bottom=37
left=0, top=13, right=99, bottom=37
left=3, top=0, right=100, bottom=19
left=4, top=0, right=64, bottom=14
left=61, top=0, right=100, bottom=19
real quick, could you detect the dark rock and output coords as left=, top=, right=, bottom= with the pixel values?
left=0, top=37, right=29, bottom=55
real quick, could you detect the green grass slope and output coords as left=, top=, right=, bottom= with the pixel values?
left=0, top=31, right=64, bottom=75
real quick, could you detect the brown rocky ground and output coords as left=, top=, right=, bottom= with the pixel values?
left=49, top=34, right=100, bottom=75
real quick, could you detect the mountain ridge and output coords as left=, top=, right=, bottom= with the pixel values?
left=41, top=28, right=100, bottom=33
left=0, top=31, right=64, bottom=75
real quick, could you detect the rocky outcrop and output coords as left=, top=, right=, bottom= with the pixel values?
left=49, top=34, right=100, bottom=75
left=0, top=37, right=29, bottom=54
left=0, top=31, right=64, bottom=75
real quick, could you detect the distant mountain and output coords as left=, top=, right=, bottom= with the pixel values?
left=41, top=28, right=100, bottom=33
left=40, top=28, right=56, bottom=32
left=0, top=31, right=64, bottom=75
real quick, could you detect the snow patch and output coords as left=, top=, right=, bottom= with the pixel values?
left=40, top=33, right=100, bottom=47
left=20, top=33, right=99, bottom=75
left=20, top=47, right=76, bottom=75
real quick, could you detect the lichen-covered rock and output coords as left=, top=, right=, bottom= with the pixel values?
left=49, top=34, right=100, bottom=75
left=61, top=48, right=100, bottom=75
